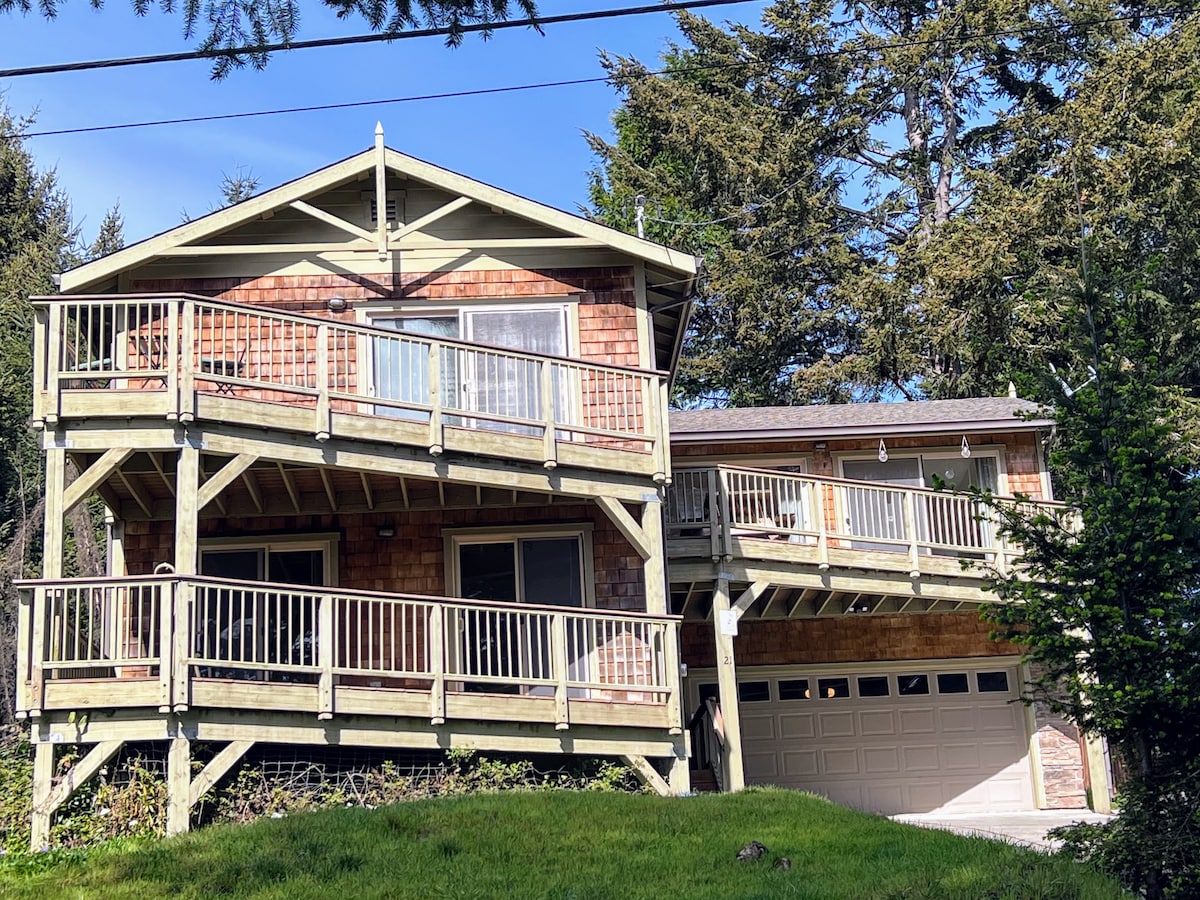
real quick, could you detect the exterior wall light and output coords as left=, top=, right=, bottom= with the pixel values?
left=961, top=435, right=971, bottom=458
left=376, top=525, right=396, bottom=538
left=327, top=296, right=349, bottom=313
left=878, top=439, right=888, bottom=463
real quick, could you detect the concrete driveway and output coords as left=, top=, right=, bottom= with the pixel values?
left=890, top=810, right=1113, bottom=850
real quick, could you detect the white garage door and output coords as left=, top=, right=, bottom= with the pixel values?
left=716, top=661, right=1034, bottom=814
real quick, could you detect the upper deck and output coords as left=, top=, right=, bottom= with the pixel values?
left=31, top=293, right=670, bottom=483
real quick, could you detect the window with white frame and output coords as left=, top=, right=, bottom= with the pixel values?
left=445, top=526, right=592, bottom=608
left=367, top=302, right=573, bottom=432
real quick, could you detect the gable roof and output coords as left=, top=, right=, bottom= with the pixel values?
left=670, top=398, right=1053, bottom=442
left=60, top=146, right=701, bottom=293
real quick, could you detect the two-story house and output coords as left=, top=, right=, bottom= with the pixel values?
left=16, top=137, right=1103, bottom=847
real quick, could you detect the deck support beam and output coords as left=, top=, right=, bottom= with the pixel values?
left=62, top=447, right=135, bottom=515
left=31, top=739, right=124, bottom=849
left=711, top=576, right=745, bottom=792
left=176, top=444, right=200, bottom=575
left=621, top=754, right=671, bottom=796
left=189, top=740, right=255, bottom=808
left=197, top=452, right=258, bottom=511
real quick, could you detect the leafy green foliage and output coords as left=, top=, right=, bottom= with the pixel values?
left=0, top=790, right=1126, bottom=899
left=0, top=0, right=538, bottom=77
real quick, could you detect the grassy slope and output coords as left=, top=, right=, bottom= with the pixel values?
left=0, top=790, right=1125, bottom=900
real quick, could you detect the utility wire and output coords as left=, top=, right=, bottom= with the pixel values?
left=7, top=5, right=1192, bottom=140
left=0, top=0, right=758, bottom=79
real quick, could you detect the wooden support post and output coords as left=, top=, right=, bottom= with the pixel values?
left=158, top=578, right=174, bottom=712
left=166, top=296, right=181, bottom=421
left=668, top=749, right=691, bottom=796
left=539, top=361, right=557, bottom=469
left=427, top=342, right=444, bottom=456
left=712, top=577, right=745, bottom=792
left=189, top=740, right=255, bottom=809
left=315, top=322, right=331, bottom=441
left=15, top=586, right=32, bottom=716
left=167, top=735, right=191, bottom=836
left=905, top=490, right=921, bottom=578
left=551, top=613, right=570, bottom=731
left=1084, top=733, right=1112, bottom=814
left=172, top=581, right=191, bottom=712
left=814, top=480, right=830, bottom=570
left=46, top=303, right=63, bottom=425
left=30, top=742, right=54, bottom=850
left=662, top=622, right=682, bottom=736
left=429, top=604, right=446, bottom=725
left=640, top=497, right=668, bottom=616
left=717, top=469, right=734, bottom=561
left=32, top=304, right=48, bottom=426
left=621, top=754, right=670, bottom=797
left=43, top=448, right=66, bottom=579
left=707, top=468, right=722, bottom=561
left=178, top=299, right=195, bottom=423
left=175, top=445, right=200, bottom=575
left=317, top=593, right=334, bottom=720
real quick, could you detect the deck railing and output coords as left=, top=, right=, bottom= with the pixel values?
left=31, top=294, right=670, bottom=477
left=16, top=576, right=682, bottom=730
left=666, top=465, right=1073, bottom=574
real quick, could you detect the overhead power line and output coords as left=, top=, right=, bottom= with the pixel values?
left=0, top=0, right=758, bottom=79
left=8, top=5, right=1194, bottom=140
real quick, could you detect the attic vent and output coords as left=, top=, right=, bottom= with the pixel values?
left=361, top=189, right=405, bottom=226
left=370, top=199, right=398, bottom=223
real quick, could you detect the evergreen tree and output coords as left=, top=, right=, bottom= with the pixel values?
left=0, top=0, right=538, bottom=76
left=589, top=1, right=1159, bottom=404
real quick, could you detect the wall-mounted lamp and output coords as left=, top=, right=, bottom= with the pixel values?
left=814, top=441, right=828, bottom=451
left=961, top=435, right=971, bottom=458
left=376, top=525, right=396, bottom=538
left=878, top=439, right=889, bottom=463
left=327, top=296, right=349, bottom=313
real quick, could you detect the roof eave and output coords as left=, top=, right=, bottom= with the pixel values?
left=670, top=416, right=1055, bottom=444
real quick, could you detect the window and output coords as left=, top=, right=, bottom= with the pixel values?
left=778, top=679, right=811, bottom=700
left=738, top=681, right=771, bottom=703
left=817, top=677, right=850, bottom=699
left=199, top=535, right=337, bottom=586
left=447, top=528, right=592, bottom=608
left=897, top=674, right=930, bottom=696
left=937, top=672, right=970, bottom=694
left=976, top=671, right=1010, bottom=693
left=369, top=304, right=573, bottom=431
left=857, top=675, right=890, bottom=697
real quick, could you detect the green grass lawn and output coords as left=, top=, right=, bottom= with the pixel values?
left=0, top=789, right=1125, bottom=899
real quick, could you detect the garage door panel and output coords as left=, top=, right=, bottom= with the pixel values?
left=745, top=752, right=778, bottom=779
left=817, top=711, right=856, bottom=737
left=940, top=743, right=982, bottom=770
left=979, top=705, right=1023, bottom=731
left=821, top=747, right=860, bottom=775
left=782, top=750, right=819, bottom=777
left=863, top=746, right=901, bottom=774
left=742, top=715, right=776, bottom=741
left=901, top=745, right=940, bottom=771
left=779, top=713, right=815, bottom=739
left=938, top=706, right=977, bottom=732
left=731, top=661, right=1033, bottom=815
left=858, top=710, right=896, bottom=735
left=898, top=708, right=937, bottom=734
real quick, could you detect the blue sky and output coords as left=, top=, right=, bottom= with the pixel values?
left=0, top=0, right=770, bottom=246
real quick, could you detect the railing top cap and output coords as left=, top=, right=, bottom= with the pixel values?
left=15, top=573, right=683, bottom=623
left=33, top=292, right=671, bottom=379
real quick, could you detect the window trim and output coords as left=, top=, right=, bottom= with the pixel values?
left=198, top=532, right=340, bottom=587
left=442, top=523, right=595, bottom=608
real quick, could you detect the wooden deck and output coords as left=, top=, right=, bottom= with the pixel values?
left=664, top=466, right=1072, bottom=615
left=17, top=575, right=683, bottom=737
left=31, top=294, right=671, bottom=482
